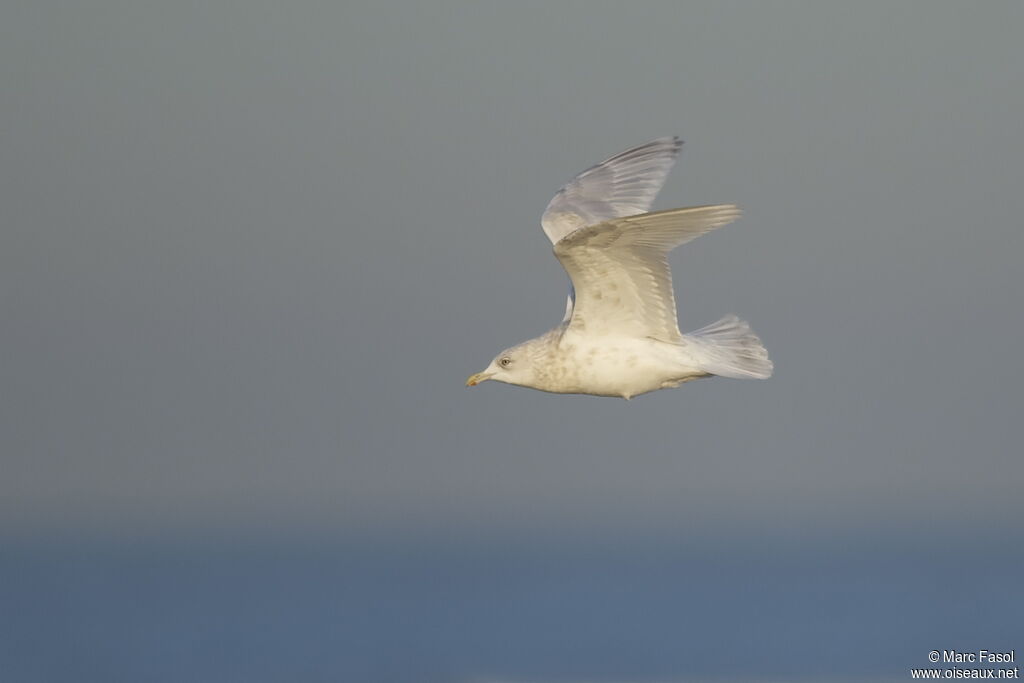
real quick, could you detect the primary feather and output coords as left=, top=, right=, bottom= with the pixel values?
left=541, top=136, right=684, bottom=244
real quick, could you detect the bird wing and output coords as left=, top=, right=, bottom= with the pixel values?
left=553, top=205, right=741, bottom=342
left=541, top=137, right=684, bottom=321
left=541, top=137, right=683, bottom=245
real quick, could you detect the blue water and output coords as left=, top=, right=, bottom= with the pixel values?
left=1, top=533, right=1019, bottom=682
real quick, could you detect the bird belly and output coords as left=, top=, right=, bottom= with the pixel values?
left=554, top=338, right=704, bottom=398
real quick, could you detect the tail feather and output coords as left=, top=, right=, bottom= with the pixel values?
left=686, top=315, right=773, bottom=379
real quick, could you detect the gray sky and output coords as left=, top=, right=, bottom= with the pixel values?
left=2, top=1, right=1022, bottom=540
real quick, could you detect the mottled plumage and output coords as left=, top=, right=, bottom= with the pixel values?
left=467, top=138, right=772, bottom=399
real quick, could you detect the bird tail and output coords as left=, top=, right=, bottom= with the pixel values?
left=685, top=315, right=773, bottom=379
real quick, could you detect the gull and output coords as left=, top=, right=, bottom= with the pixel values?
left=466, top=137, right=772, bottom=399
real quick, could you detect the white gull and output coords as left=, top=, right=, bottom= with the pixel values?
left=466, top=137, right=772, bottom=399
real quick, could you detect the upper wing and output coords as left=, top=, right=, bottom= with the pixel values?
left=541, top=137, right=683, bottom=245
left=553, top=205, right=741, bottom=342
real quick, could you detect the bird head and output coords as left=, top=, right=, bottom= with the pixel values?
left=466, top=343, right=533, bottom=388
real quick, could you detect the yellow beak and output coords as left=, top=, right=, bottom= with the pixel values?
left=465, top=372, right=492, bottom=387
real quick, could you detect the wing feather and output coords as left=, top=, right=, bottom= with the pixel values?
left=541, top=137, right=683, bottom=245
left=553, top=205, right=741, bottom=341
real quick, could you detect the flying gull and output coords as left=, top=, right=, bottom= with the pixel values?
left=466, top=137, right=772, bottom=399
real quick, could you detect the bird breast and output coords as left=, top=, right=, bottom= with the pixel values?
left=529, top=335, right=698, bottom=398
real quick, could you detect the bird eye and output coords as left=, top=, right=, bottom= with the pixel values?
left=499, top=357, right=512, bottom=368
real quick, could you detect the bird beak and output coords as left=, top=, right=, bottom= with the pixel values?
left=465, top=372, right=493, bottom=387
